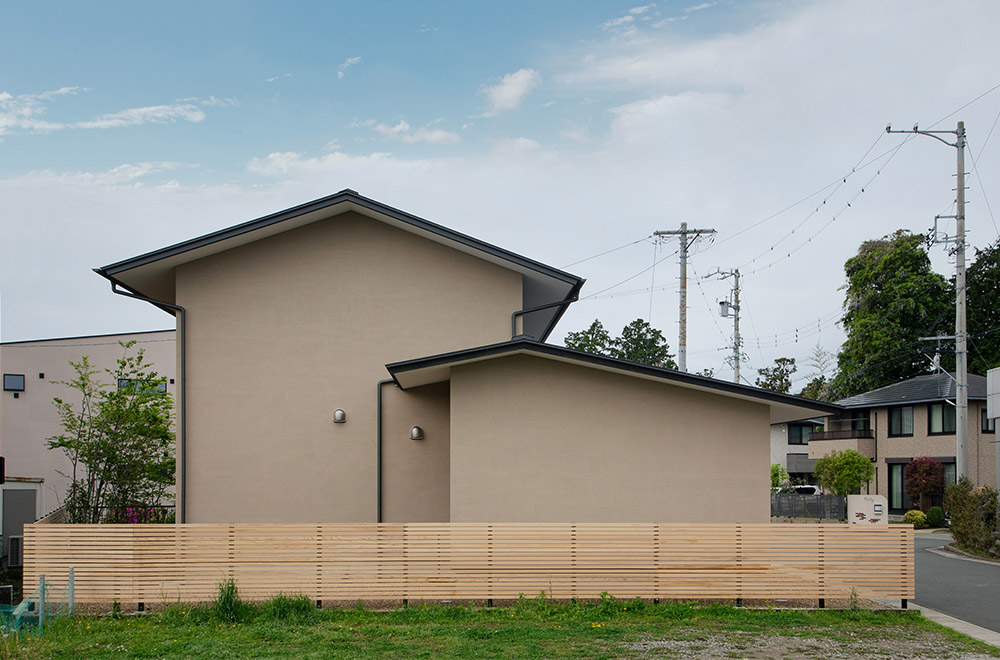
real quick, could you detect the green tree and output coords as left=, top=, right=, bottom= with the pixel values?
left=813, top=449, right=875, bottom=496
left=830, top=230, right=952, bottom=399
left=770, top=463, right=790, bottom=490
left=967, top=239, right=1000, bottom=375
left=48, top=342, right=175, bottom=524
left=564, top=319, right=612, bottom=355
left=756, top=357, right=796, bottom=393
left=564, top=318, right=677, bottom=369
left=611, top=319, right=677, bottom=368
left=798, top=376, right=829, bottom=401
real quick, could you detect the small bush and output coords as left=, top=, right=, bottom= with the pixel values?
left=902, top=510, right=927, bottom=528
left=945, top=478, right=1000, bottom=557
left=925, top=506, right=945, bottom=528
left=213, top=577, right=252, bottom=623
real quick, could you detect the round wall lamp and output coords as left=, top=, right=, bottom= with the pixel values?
left=333, top=409, right=346, bottom=424
left=410, top=425, right=424, bottom=441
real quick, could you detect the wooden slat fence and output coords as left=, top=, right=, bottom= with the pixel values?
left=23, top=523, right=913, bottom=604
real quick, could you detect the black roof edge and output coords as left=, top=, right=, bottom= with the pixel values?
left=386, top=337, right=844, bottom=413
left=95, top=189, right=585, bottom=291
left=93, top=272, right=179, bottom=317
left=0, top=327, right=175, bottom=346
left=538, top=278, right=586, bottom=342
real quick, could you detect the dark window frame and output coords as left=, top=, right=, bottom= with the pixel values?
left=927, top=402, right=957, bottom=435
left=983, top=408, right=996, bottom=434
left=888, top=405, right=914, bottom=437
left=3, top=374, right=25, bottom=392
left=117, top=378, right=168, bottom=393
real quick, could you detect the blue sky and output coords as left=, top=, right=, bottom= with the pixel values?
left=3, top=0, right=1000, bottom=387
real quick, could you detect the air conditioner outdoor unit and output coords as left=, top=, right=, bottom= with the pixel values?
left=8, top=536, right=23, bottom=568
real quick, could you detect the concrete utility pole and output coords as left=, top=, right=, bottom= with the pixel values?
left=888, top=121, right=969, bottom=479
left=714, top=268, right=742, bottom=384
left=654, top=224, right=716, bottom=372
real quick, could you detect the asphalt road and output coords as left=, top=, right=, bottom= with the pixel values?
left=913, top=532, right=1000, bottom=634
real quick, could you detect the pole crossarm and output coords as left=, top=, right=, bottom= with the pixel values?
left=653, top=225, right=716, bottom=372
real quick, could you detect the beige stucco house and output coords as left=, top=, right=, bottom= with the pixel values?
left=94, top=190, right=838, bottom=524
left=0, top=330, right=176, bottom=559
left=809, top=372, right=996, bottom=514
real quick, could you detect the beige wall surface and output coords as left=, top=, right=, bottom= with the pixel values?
left=0, top=331, right=176, bottom=513
left=449, top=354, right=771, bottom=523
left=380, top=382, right=450, bottom=522
left=175, top=211, right=522, bottom=523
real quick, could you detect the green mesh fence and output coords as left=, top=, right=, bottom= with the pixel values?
left=1, top=571, right=74, bottom=636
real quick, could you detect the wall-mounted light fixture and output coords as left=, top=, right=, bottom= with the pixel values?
left=333, top=409, right=346, bottom=424
left=410, top=426, right=424, bottom=441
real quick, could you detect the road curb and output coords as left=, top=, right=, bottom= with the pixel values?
left=910, top=604, right=1000, bottom=649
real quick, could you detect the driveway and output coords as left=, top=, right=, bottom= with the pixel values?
left=913, top=531, right=1000, bottom=634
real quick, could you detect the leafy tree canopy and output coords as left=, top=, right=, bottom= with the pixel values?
left=813, top=449, right=875, bottom=496
left=756, top=357, right=796, bottom=393
left=48, top=342, right=175, bottom=524
left=830, top=230, right=951, bottom=399
left=565, top=318, right=677, bottom=369
left=967, top=239, right=1000, bottom=375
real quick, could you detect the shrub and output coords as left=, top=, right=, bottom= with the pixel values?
left=905, top=457, right=944, bottom=511
left=213, top=577, right=252, bottom=623
left=902, top=510, right=927, bottom=528
left=813, top=449, right=874, bottom=495
left=945, top=478, right=999, bottom=558
left=925, top=506, right=945, bottom=528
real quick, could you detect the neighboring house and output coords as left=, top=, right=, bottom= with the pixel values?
left=0, top=330, right=176, bottom=560
left=808, top=372, right=995, bottom=514
left=769, top=419, right=824, bottom=485
left=94, top=189, right=839, bottom=525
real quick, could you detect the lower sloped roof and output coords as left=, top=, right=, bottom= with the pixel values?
left=837, top=372, right=987, bottom=408
left=386, top=338, right=842, bottom=425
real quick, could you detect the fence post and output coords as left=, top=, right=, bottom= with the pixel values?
left=68, top=567, right=75, bottom=617
left=38, top=574, right=45, bottom=635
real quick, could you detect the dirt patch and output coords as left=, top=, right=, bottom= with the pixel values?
left=624, top=627, right=998, bottom=659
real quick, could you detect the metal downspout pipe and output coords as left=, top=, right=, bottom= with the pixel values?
left=510, top=294, right=579, bottom=339
left=109, top=281, right=187, bottom=523
left=376, top=379, right=395, bottom=523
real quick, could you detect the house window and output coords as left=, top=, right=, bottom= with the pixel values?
left=983, top=409, right=996, bottom=434
left=888, top=463, right=910, bottom=512
left=117, top=378, right=168, bottom=393
left=788, top=424, right=811, bottom=445
left=3, top=374, right=25, bottom=392
left=851, top=411, right=871, bottom=431
left=928, top=403, right=956, bottom=435
left=888, top=406, right=913, bottom=436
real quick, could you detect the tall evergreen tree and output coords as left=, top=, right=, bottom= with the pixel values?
left=967, top=239, right=1000, bottom=375
left=564, top=318, right=677, bottom=369
left=830, top=230, right=951, bottom=399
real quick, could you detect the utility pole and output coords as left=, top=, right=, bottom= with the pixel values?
left=888, top=121, right=969, bottom=479
left=654, top=224, right=716, bottom=372
left=713, top=268, right=743, bottom=384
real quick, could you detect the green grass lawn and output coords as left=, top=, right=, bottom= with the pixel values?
left=3, top=593, right=998, bottom=659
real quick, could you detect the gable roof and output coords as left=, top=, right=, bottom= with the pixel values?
left=837, top=372, right=988, bottom=408
left=94, top=190, right=585, bottom=341
left=386, top=337, right=842, bottom=425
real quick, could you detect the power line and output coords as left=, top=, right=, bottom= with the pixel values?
left=561, top=236, right=651, bottom=269
left=579, top=246, right=680, bottom=300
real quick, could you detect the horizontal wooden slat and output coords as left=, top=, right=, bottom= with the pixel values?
left=23, top=523, right=913, bottom=604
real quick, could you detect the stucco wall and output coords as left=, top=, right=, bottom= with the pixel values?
left=380, top=382, right=450, bottom=522
left=0, top=331, right=176, bottom=512
left=449, top=354, right=771, bottom=523
left=175, top=211, right=521, bottom=522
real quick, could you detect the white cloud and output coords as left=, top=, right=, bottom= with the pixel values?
left=350, top=118, right=461, bottom=144
left=265, top=73, right=293, bottom=83
left=338, top=56, right=362, bottom=79
left=75, top=103, right=206, bottom=129
left=200, top=96, right=240, bottom=108
left=416, top=24, right=437, bottom=33
left=601, top=5, right=656, bottom=36
left=684, top=2, right=715, bottom=12
left=1, top=88, right=208, bottom=135
left=479, top=68, right=542, bottom=117
left=0, top=87, right=82, bottom=135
